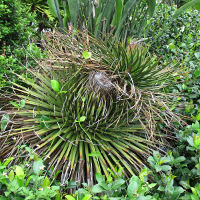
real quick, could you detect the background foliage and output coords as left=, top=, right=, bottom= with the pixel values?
left=0, top=0, right=40, bottom=88
left=147, top=3, right=200, bottom=118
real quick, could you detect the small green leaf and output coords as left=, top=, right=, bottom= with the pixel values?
left=81, top=97, right=86, bottom=102
left=161, top=165, right=171, bottom=172
left=82, top=51, right=92, bottom=59
left=51, top=80, right=60, bottom=92
left=79, top=116, right=86, bottom=122
left=25, top=176, right=33, bottom=187
left=174, top=156, right=186, bottom=164
left=111, top=179, right=125, bottom=190
left=195, top=52, right=200, bottom=59
left=139, top=168, right=149, bottom=182
left=187, top=136, right=194, bottom=146
left=127, top=181, right=138, bottom=198
left=66, top=180, right=77, bottom=189
left=43, top=176, right=51, bottom=188
left=96, top=173, right=105, bottom=183
left=3, top=157, right=14, bottom=166
left=107, top=175, right=113, bottom=183
left=169, top=43, right=176, bottom=50
left=1, top=114, right=10, bottom=131
left=65, top=195, right=75, bottom=200
left=15, top=166, right=25, bottom=180
left=91, top=184, right=104, bottom=194
left=33, top=159, right=44, bottom=175
left=194, top=113, right=200, bottom=121
left=194, top=135, right=200, bottom=147
left=191, top=121, right=200, bottom=131
left=10, top=101, right=19, bottom=109
left=19, top=100, right=26, bottom=109
left=82, top=195, right=92, bottom=200
left=194, top=69, right=200, bottom=77
left=9, top=170, right=14, bottom=181
left=148, top=183, right=157, bottom=188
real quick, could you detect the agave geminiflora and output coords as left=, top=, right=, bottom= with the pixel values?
left=0, top=31, right=183, bottom=185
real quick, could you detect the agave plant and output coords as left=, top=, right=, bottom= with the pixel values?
left=0, top=31, right=183, bottom=185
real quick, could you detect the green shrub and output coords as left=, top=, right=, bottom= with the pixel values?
left=0, top=0, right=37, bottom=49
left=0, top=0, right=39, bottom=88
left=147, top=121, right=200, bottom=199
left=0, top=154, right=61, bottom=199
left=147, top=3, right=200, bottom=117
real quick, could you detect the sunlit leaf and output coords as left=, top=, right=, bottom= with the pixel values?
left=79, top=116, right=86, bottom=122
left=51, top=80, right=60, bottom=92
left=15, top=166, right=25, bottom=180
left=82, top=51, right=92, bottom=59
left=42, top=176, right=51, bottom=188
left=10, top=101, right=19, bottom=109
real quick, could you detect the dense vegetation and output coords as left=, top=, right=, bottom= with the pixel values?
left=0, top=0, right=200, bottom=199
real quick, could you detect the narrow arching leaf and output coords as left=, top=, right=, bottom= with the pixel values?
left=95, top=0, right=115, bottom=36
left=147, top=0, right=156, bottom=17
left=174, top=0, right=200, bottom=17
left=114, top=0, right=137, bottom=37
left=47, top=0, right=63, bottom=27
left=47, top=0, right=58, bottom=17
left=68, top=0, right=80, bottom=27
left=112, top=0, right=123, bottom=28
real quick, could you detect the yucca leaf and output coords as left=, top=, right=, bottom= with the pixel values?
left=47, top=0, right=59, bottom=17
left=114, top=0, right=137, bottom=38
left=146, top=0, right=156, bottom=17
left=95, top=0, right=115, bottom=37
left=68, top=0, right=80, bottom=27
left=48, top=0, right=63, bottom=27
left=174, top=0, right=200, bottom=17
left=111, top=0, right=123, bottom=28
